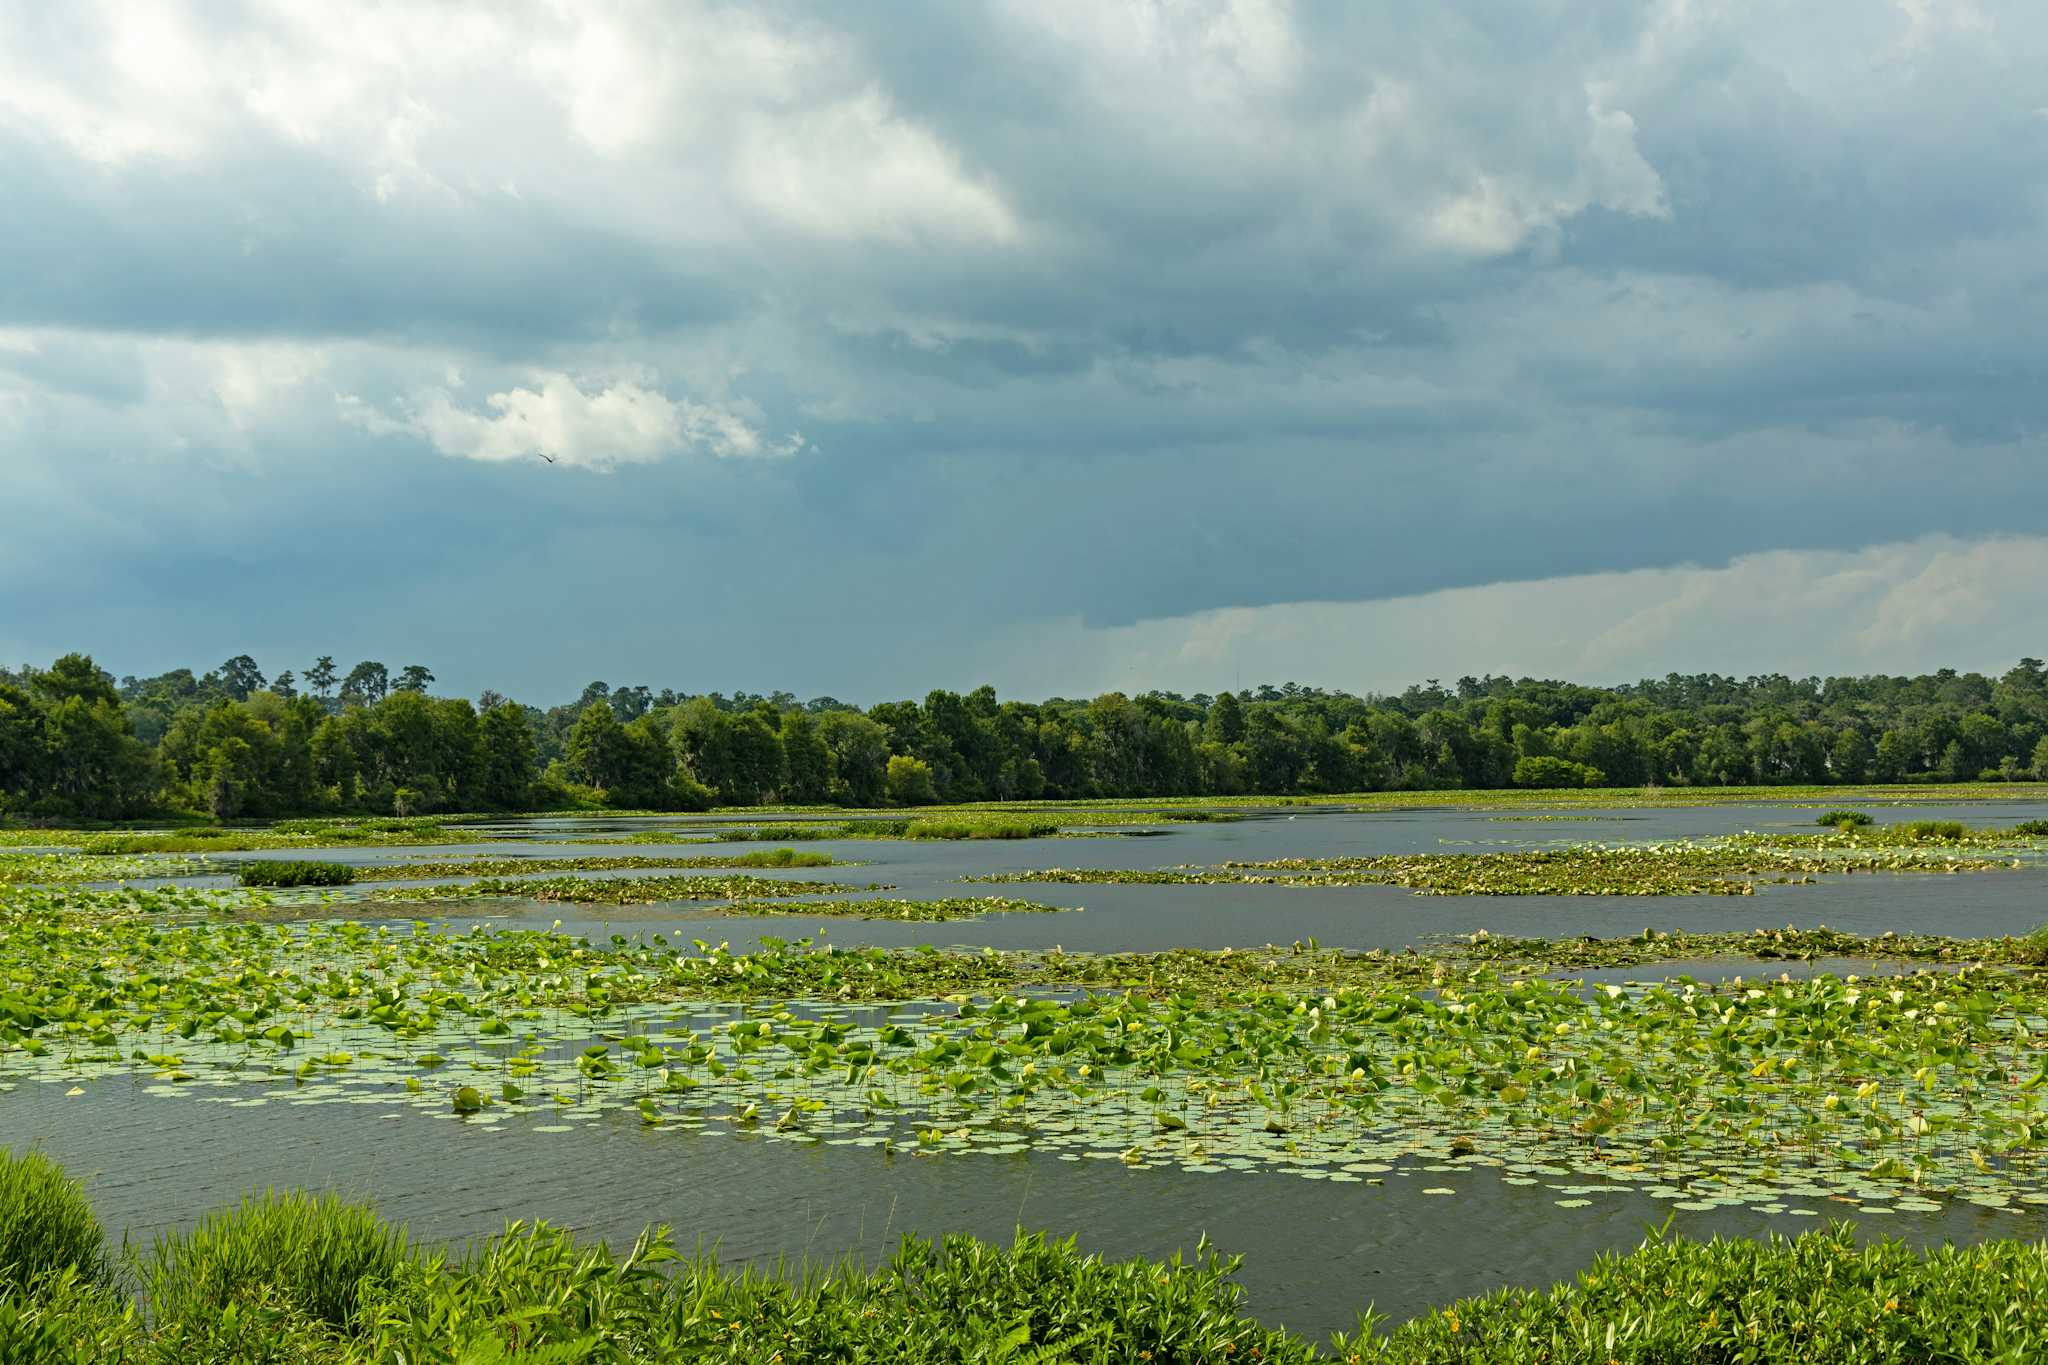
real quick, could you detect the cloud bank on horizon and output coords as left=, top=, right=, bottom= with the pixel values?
left=1, top=0, right=2043, bottom=703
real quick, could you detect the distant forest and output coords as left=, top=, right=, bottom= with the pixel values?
left=4, top=653, right=2047, bottom=820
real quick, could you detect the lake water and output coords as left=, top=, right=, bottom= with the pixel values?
left=12, top=800, right=2048, bottom=1341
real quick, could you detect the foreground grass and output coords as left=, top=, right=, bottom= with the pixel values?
left=7, top=1151, right=2048, bottom=1362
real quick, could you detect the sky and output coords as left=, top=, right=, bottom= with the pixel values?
left=2, top=0, right=2045, bottom=705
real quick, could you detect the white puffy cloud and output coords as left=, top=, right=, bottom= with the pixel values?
left=353, top=374, right=803, bottom=470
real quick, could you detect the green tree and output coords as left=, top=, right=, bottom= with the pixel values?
left=1513, top=755, right=1602, bottom=788
left=1938, top=740, right=1970, bottom=783
left=394, top=664, right=436, bottom=694
left=2034, top=735, right=2048, bottom=781
left=204, top=735, right=258, bottom=820
left=306, top=657, right=339, bottom=700
left=0, top=683, right=46, bottom=811
left=218, top=655, right=266, bottom=702
left=607, top=718, right=677, bottom=808
left=1829, top=728, right=1872, bottom=784
left=885, top=754, right=938, bottom=805
left=725, top=709, right=787, bottom=805
left=779, top=709, right=833, bottom=804
left=33, top=653, right=122, bottom=708
left=564, top=701, right=629, bottom=791
left=1874, top=730, right=1913, bottom=782
left=341, top=661, right=389, bottom=706
left=818, top=712, right=890, bottom=805
left=672, top=699, right=738, bottom=803
left=478, top=702, right=537, bottom=809
left=1959, top=712, right=2008, bottom=776
left=311, top=711, right=367, bottom=808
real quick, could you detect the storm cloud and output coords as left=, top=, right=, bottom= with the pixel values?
left=2, top=1, right=2043, bottom=700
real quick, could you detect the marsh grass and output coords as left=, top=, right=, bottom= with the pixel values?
left=238, top=861, right=356, bottom=888
left=1895, top=819, right=1971, bottom=841
left=362, top=848, right=840, bottom=881
left=722, top=895, right=1069, bottom=921
left=1339, top=1223, right=2048, bottom=1362
left=1815, top=808, right=1873, bottom=827
left=715, top=815, right=1065, bottom=841
left=971, top=839, right=2021, bottom=897
left=375, top=872, right=874, bottom=905
left=7, top=1160, right=2048, bottom=1362
left=713, top=822, right=838, bottom=841
left=0, top=1150, right=107, bottom=1296
left=86, top=818, right=468, bottom=855
left=0, top=852, right=206, bottom=884
left=143, top=1191, right=409, bottom=1337
left=901, top=815, right=1064, bottom=839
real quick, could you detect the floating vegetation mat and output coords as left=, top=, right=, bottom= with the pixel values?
left=0, top=851, right=207, bottom=883
left=967, top=839, right=2038, bottom=896
left=8, top=887, right=2048, bottom=1222
left=1440, top=924, right=2048, bottom=970
left=78, top=817, right=477, bottom=854
left=721, top=896, right=1072, bottom=922
left=355, top=849, right=846, bottom=880
left=369, top=873, right=884, bottom=905
left=708, top=816, right=1092, bottom=841
left=1732, top=823, right=2048, bottom=851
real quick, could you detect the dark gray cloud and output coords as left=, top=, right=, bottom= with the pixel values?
left=2, top=0, right=2045, bottom=700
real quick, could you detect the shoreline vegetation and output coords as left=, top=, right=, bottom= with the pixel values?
left=6, top=1152, right=2048, bottom=1361
left=6, top=652, right=2048, bottom=825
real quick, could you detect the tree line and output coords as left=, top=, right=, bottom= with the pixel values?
left=4, top=653, right=2047, bottom=821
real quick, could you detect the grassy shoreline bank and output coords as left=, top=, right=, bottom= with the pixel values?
left=5, top=1149, right=2048, bottom=1361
